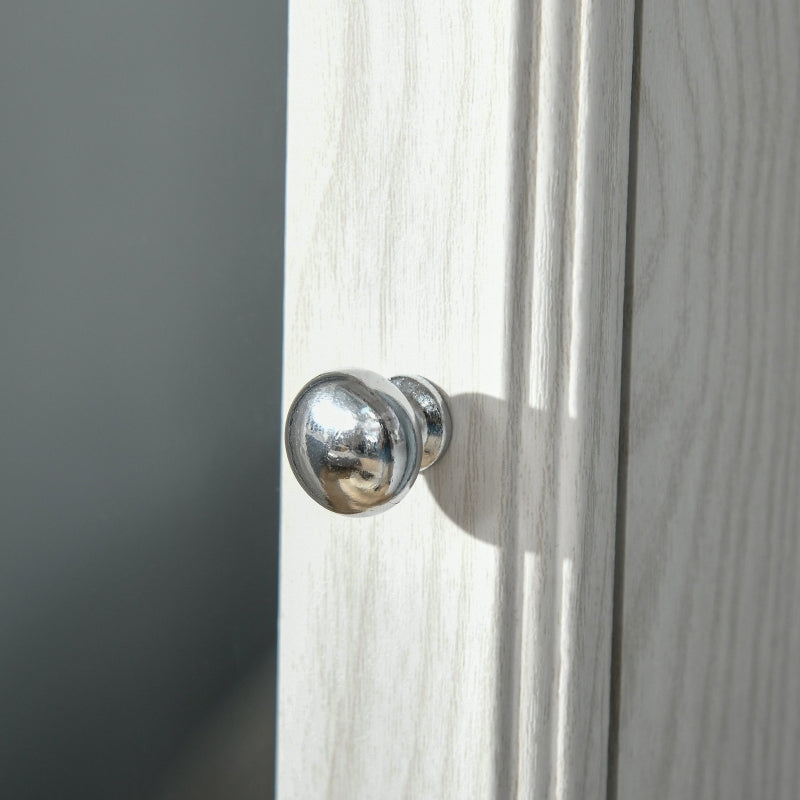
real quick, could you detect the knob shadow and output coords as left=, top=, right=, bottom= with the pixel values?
left=422, top=391, right=553, bottom=798
left=424, top=392, right=548, bottom=551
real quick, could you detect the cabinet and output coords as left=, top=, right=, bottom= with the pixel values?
left=278, top=2, right=800, bottom=797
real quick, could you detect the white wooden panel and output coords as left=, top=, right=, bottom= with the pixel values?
left=614, top=0, right=800, bottom=797
left=278, top=1, right=634, bottom=797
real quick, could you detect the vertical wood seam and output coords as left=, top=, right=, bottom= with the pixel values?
left=606, top=0, right=644, bottom=795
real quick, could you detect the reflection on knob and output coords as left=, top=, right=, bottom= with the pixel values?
left=284, top=370, right=452, bottom=515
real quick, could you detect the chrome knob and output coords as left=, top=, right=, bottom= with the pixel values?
left=284, top=370, right=452, bottom=515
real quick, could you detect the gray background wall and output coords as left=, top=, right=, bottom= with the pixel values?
left=0, top=2, right=286, bottom=797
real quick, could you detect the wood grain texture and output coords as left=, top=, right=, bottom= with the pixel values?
left=614, top=0, right=800, bottom=797
left=278, top=1, right=634, bottom=797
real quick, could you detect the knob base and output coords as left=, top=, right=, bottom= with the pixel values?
left=390, top=375, right=452, bottom=471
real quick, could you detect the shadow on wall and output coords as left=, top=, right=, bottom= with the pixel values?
left=0, top=2, right=286, bottom=798
left=155, top=654, right=277, bottom=800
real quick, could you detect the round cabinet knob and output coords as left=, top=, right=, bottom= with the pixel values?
left=284, top=370, right=452, bottom=515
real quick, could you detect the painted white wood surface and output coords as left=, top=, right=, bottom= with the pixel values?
left=278, top=2, right=633, bottom=797
left=614, top=0, right=800, bottom=797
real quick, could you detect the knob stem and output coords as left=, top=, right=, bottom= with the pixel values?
left=390, top=375, right=451, bottom=471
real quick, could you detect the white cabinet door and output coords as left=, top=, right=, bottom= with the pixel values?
left=612, top=1, right=800, bottom=798
left=278, top=2, right=634, bottom=797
